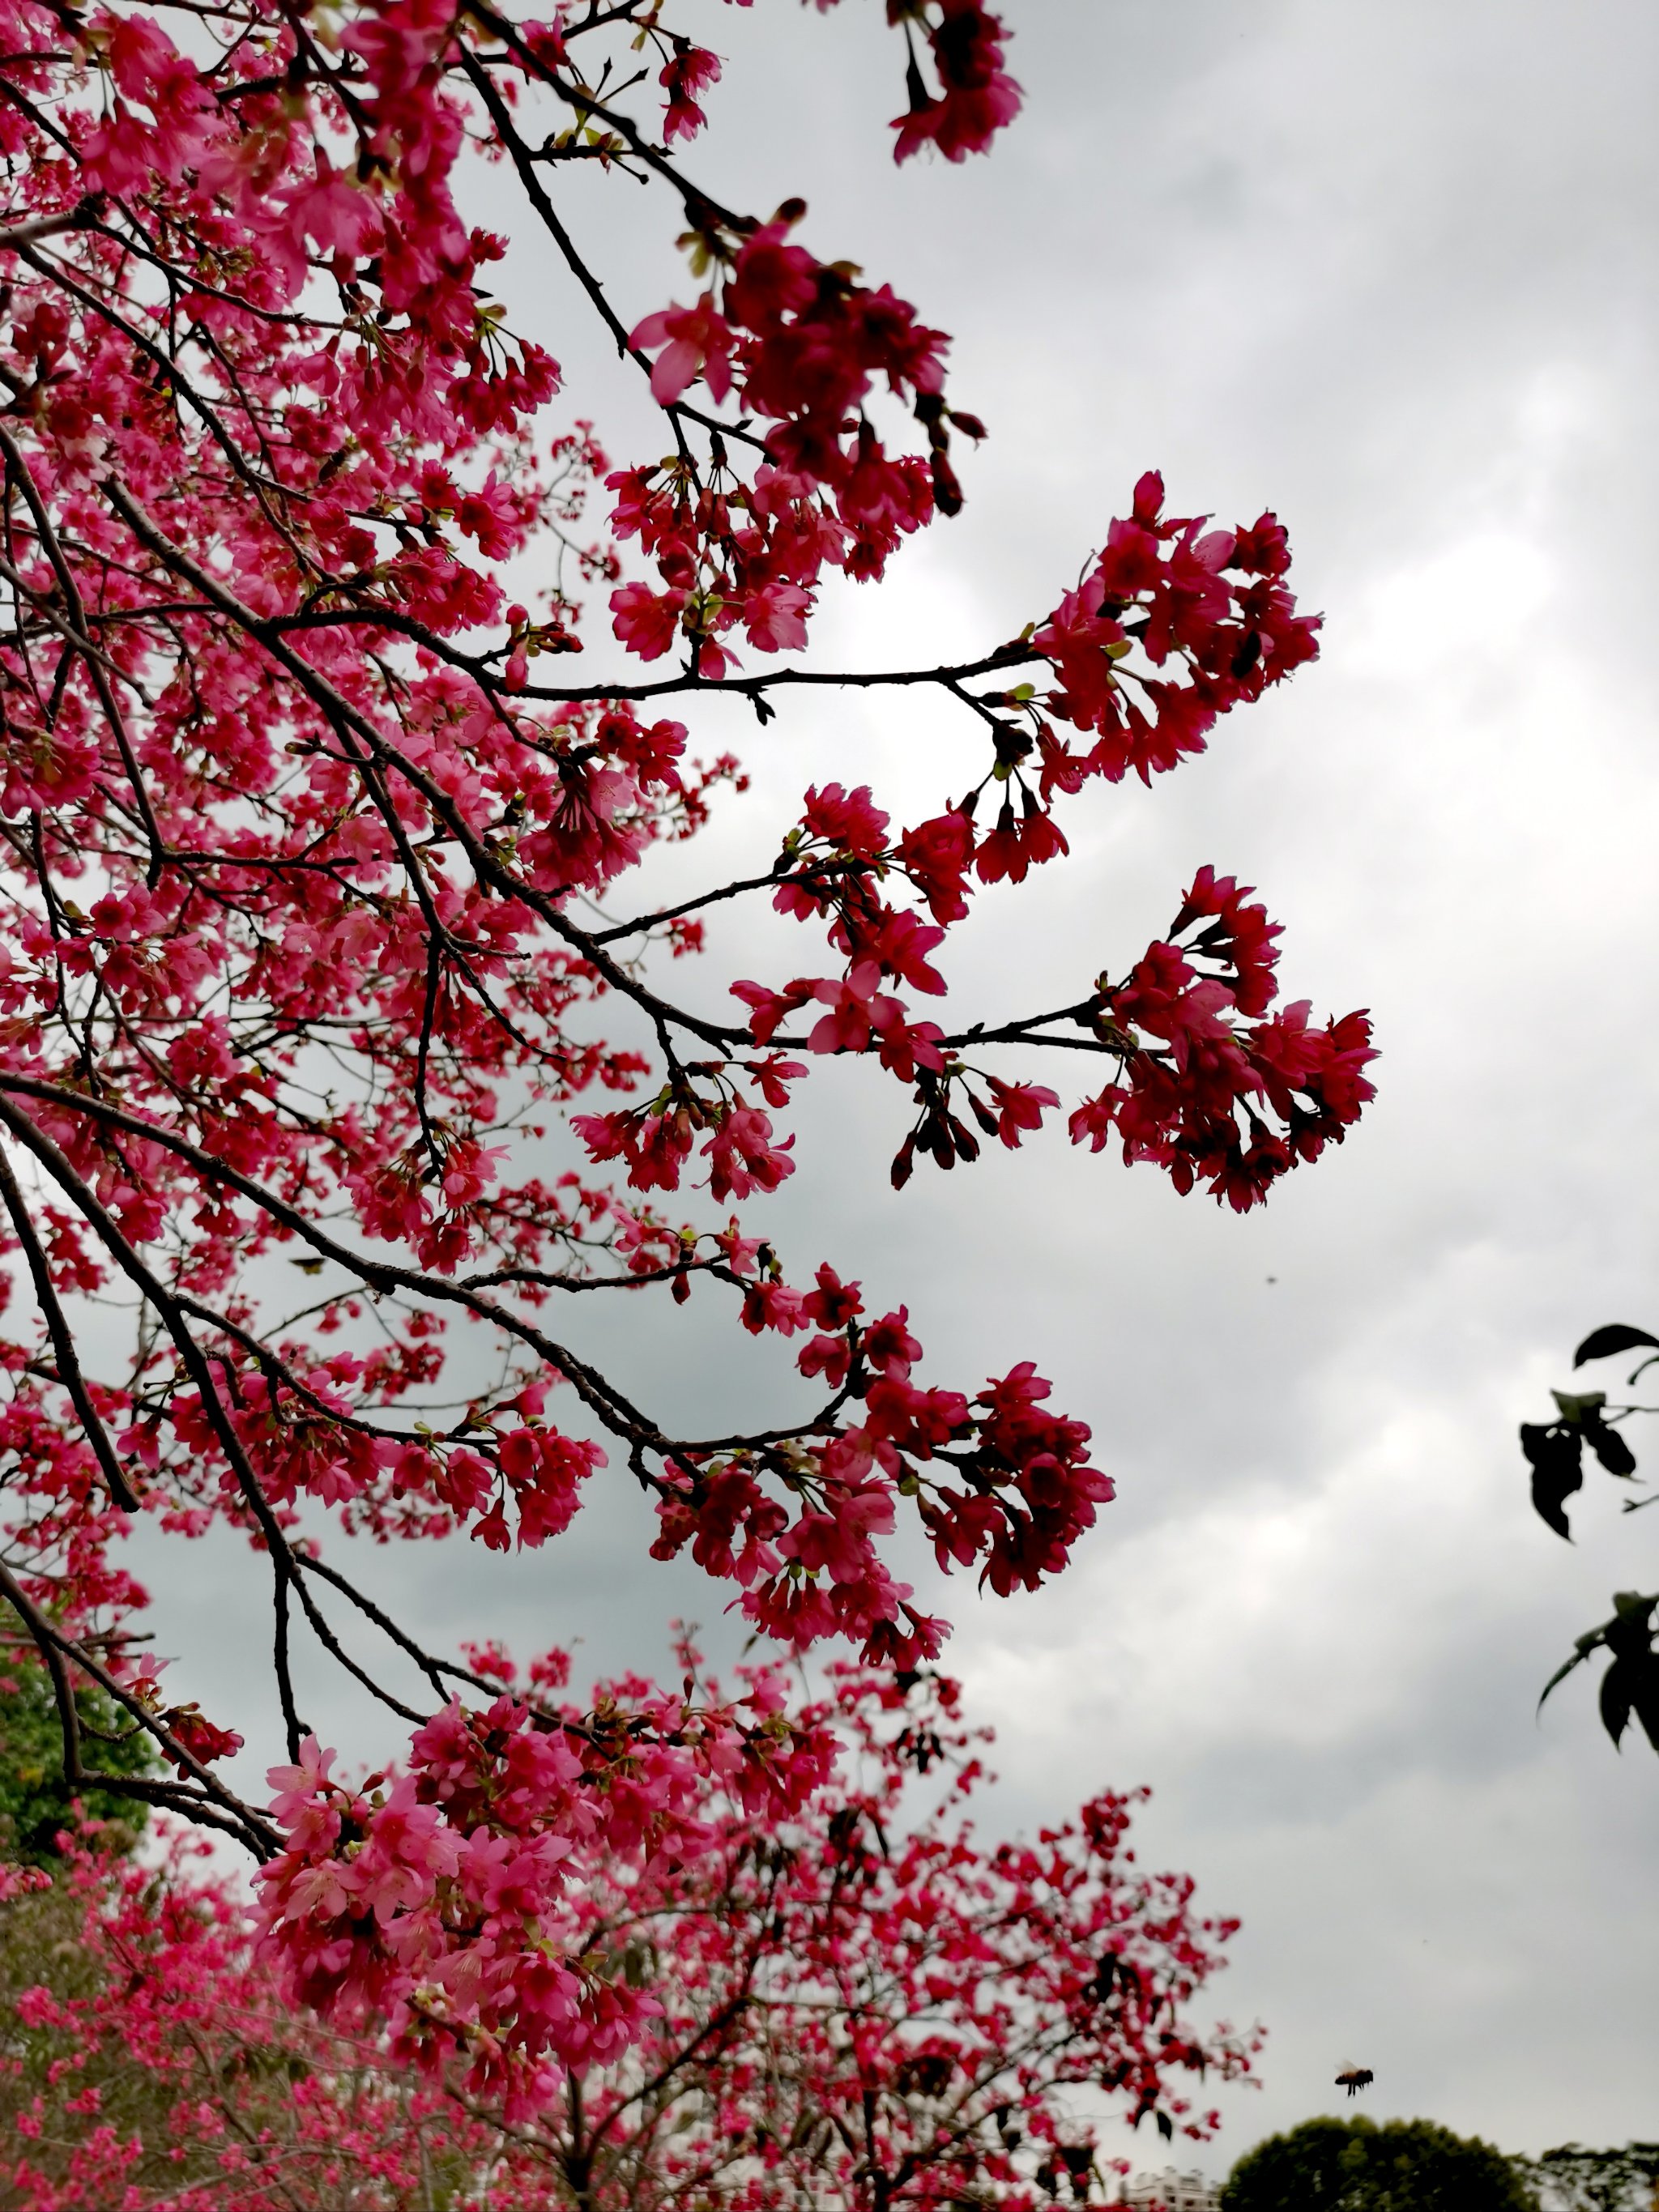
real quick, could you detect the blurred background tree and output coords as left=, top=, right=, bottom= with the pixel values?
left=0, top=1652, right=156, bottom=1862
left=1219, top=2114, right=1537, bottom=2210
left=0, top=1846, right=491, bottom=2211
left=1517, top=2143, right=1659, bottom=2212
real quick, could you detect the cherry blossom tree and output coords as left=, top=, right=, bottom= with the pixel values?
left=2, top=1655, right=1254, bottom=2209
left=0, top=0, right=1374, bottom=2113
left=0, top=1834, right=536, bottom=2208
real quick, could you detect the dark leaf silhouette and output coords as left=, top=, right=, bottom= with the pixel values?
left=1521, top=1336, right=1657, bottom=1754
left=1573, top=1323, right=1659, bottom=1367
left=1584, top=1417, right=1639, bottom=1479
left=1541, top=1593, right=1659, bottom=1752
left=1521, top=1423, right=1584, bottom=1538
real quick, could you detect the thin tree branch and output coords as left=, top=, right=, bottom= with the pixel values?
left=0, top=1138, right=140, bottom=1509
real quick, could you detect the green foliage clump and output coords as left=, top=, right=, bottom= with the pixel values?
left=1220, top=2114, right=1538, bottom=2211
left=0, top=1654, right=156, bottom=1861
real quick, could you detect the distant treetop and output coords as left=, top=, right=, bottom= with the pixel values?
left=1221, top=2114, right=1536, bottom=2212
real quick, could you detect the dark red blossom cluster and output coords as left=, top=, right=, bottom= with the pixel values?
left=646, top=1261, right=1111, bottom=1664
left=1071, top=867, right=1377, bottom=1211
left=257, top=1665, right=834, bottom=2112
left=615, top=212, right=976, bottom=671
left=573, top=1060, right=803, bottom=1204
left=810, top=0, right=1021, bottom=166
left=706, top=471, right=1365, bottom=1210
left=659, top=35, right=723, bottom=143
left=1031, top=471, right=1320, bottom=786
left=891, top=0, right=1023, bottom=163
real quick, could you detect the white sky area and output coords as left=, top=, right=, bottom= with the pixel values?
left=127, top=0, right=1659, bottom=2183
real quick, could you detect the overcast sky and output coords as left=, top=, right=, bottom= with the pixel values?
left=145, top=0, right=1659, bottom=2184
